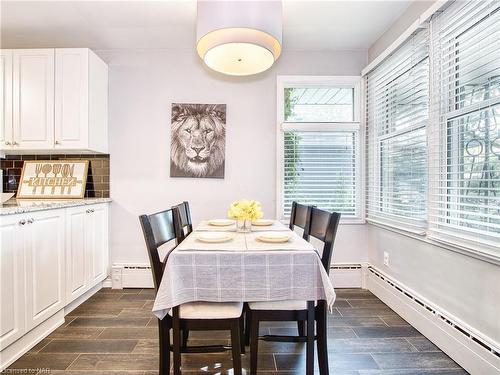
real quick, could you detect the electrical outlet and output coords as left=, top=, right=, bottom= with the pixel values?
left=383, top=251, right=390, bottom=267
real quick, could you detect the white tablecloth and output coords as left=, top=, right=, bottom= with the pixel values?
left=152, top=224, right=336, bottom=320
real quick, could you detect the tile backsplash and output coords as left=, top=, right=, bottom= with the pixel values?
left=1, top=154, right=110, bottom=198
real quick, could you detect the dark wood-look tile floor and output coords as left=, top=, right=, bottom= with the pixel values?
left=5, top=288, right=468, bottom=375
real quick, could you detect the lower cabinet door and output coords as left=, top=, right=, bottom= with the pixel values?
left=0, top=215, right=26, bottom=350
left=25, top=210, right=66, bottom=330
left=65, top=206, right=88, bottom=303
left=87, top=204, right=109, bottom=285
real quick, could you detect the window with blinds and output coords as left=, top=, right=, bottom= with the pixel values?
left=278, top=78, right=361, bottom=221
left=366, top=28, right=429, bottom=231
left=283, top=131, right=358, bottom=217
left=428, top=0, right=500, bottom=250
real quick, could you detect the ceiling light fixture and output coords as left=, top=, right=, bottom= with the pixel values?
left=196, top=1, right=283, bottom=76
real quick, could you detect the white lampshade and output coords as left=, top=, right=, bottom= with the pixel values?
left=196, top=1, right=283, bottom=76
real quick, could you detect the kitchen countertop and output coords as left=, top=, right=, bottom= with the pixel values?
left=1, top=197, right=112, bottom=216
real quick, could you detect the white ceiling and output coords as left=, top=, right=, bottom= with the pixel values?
left=0, top=1, right=413, bottom=51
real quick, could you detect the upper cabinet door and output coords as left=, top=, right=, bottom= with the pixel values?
left=12, top=49, right=55, bottom=150
left=0, top=50, right=13, bottom=150
left=55, top=49, right=89, bottom=150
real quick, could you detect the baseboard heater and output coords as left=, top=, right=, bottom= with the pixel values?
left=368, top=266, right=500, bottom=360
left=330, top=263, right=363, bottom=288
left=112, top=262, right=366, bottom=289
left=111, top=263, right=153, bottom=288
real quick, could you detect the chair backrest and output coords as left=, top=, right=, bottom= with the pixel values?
left=309, top=207, right=341, bottom=274
left=139, top=207, right=182, bottom=291
left=171, top=201, right=193, bottom=240
left=289, top=201, right=312, bottom=240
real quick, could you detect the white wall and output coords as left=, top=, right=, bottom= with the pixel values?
left=368, top=226, right=500, bottom=345
left=98, top=48, right=368, bottom=266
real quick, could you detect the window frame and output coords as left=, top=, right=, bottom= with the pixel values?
left=276, top=75, right=365, bottom=224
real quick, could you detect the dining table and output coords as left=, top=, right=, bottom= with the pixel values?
left=152, top=219, right=336, bottom=319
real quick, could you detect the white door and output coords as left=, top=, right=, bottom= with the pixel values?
left=25, top=209, right=65, bottom=330
left=65, top=206, right=88, bottom=303
left=55, top=49, right=89, bottom=150
left=12, top=49, right=55, bottom=150
left=87, top=204, right=109, bottom=285
left=0, top=50, right=13, bottom=150
left=0, top=215, right=26, bottom=350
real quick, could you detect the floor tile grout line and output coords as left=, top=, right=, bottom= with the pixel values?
left=65, top=353, right=82, bottom=370
left=404, top=337, right=421, bottom=352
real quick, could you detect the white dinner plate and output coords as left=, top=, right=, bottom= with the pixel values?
left=256, top=233, right=291, bottom=243
left=252, top=219, right=274, bottom=226
left=196, top=233, right=234, bottom=243
left=208, top=219, right=235, bottom=226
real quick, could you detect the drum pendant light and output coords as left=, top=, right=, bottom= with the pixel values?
left=196, top=1, right=283, bottom=76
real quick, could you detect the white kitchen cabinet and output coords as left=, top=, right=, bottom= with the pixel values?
left=25, top=209, right=65, bottom=330
left=0, top=202, right=110, bottom=369
left=65, top=203, right=109, bottom=303
left=87, top=203, right=109, bottom=284
left=55, top=48, right=108, bottom=153
left=65, top=206, right=88, bottom=302
left=0, top=215, right=26, bottom=350
left=12, top=49, right=55, bottom=150
left=0, top=47, right=108, bottom=153
left=0, top=50, right=13, bottom=149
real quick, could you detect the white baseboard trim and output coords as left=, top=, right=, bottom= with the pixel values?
left=0, top=310, right=65, bottom=371
left=64, top=282, right=103, bottom=316
left=367, top=266, right=500, bottom=375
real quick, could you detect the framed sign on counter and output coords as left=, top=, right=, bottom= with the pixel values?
left=17, top=160, right=89, bottom=199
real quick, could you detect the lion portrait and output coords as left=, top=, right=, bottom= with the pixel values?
left=170, top=103, right=226, bottom=178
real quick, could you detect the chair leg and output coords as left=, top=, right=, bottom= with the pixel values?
left=244, top=309, right=251, bottom=346
left=230, top=320, right=242, bottom=375
left=239, top=315, right=245, bottom=354
left=172, top=307, right=182, bottom=375
left=317, top=302, right=329, bottom=375
left=249, top=314, right=260, bottom=375
left=306, top=301, right=315, bottom=375
left=158, top=320, right=170, bottom=375
left=297, top=320, right=306, bottom=336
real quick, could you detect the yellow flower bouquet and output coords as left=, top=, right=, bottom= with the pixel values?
left=228, top=200, right=263, bottom=232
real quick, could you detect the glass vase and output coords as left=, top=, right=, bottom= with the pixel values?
left=236, top=219, right=252, bottom=233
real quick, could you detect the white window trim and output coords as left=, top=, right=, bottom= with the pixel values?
left=276, top=75, right=365, bottom=224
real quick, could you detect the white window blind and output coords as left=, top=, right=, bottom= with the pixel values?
left=428, top=0, right=500, bottom=251
left=366, top=28, right=430, bottom=231
left=282, top=130, right=358, bottom=217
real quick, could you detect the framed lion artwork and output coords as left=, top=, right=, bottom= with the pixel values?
left=170, top=103, right=226, bottom=178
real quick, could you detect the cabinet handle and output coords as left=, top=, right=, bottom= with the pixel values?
left=12, top=141, right=18, bottom=146
left=19, top=219, right=26, bottom=225
left=5, top=141, right=11, bottom=145
left=55, top=140, right=60, bottom=145
left=27, top=218, right=34, bottom=224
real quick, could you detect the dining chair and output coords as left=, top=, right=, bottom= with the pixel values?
left=172, top=201, right=193, bottom=241
left=246, top=207, right=341, bottom=375
left=139, top=207, right=244, bottom=375
left=289, top=201, right=312, bottom=240
left=244, top=201, right=313, bottom=345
